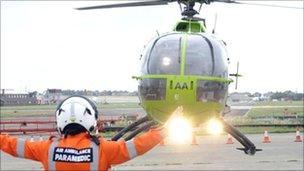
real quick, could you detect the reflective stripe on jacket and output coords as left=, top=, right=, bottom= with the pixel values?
left=0, top=128, right=163, bottom=170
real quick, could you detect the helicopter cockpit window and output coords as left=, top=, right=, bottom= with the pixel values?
left=185, top=35, right=214, bottom=76
left=139, top=78, right=166, bottom=101
left=185, top=34, right=228, bottom=78
left=208, top=36, right=229, bottom=78
left=146, top=34, right=181, bottom=75
left=196, top=80, right=228, bottom=104
left=140, top=37, right=157, bottom=74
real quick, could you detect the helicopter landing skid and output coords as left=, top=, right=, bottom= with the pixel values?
left=111, top=116, right=262, bottom=155
left=111, top=116, right=156, bottom=141
left=220, top=118, right=262, bottom=155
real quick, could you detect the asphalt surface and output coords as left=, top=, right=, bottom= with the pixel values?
left=1, top=133, right=303, bottom=170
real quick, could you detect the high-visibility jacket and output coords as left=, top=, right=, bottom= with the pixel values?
left=0, top=129, right=164, bottom=171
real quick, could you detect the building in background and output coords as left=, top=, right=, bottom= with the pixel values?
left=0, top=90, right=37, bottom=106
left=43, top=89, right=63, bottom=104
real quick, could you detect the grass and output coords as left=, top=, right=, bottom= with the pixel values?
left=255, top=100, right=303, bottom=106
left=246, top=100, right=304, bottom=117
left=0, top=105, right=57, bottom=110
left=246, top=107, right=304, bottom=117
left=97, top=102, right=140, bottom=109
left=1, top=100, right=303, bottom=135
left=0, top=105, right=56, bottom=118
left=224, top=116, right=301, bottom=125
left=0, top=102, right=141, bottom=118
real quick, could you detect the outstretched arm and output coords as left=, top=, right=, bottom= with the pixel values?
left=0, top=134, right=49, bottom=162
left=104, top=106, right=183, bottom=165
left=102, top=127, right=165, bottom=165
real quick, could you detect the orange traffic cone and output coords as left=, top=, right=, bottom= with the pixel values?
left=262, top=130, right=271, bottom=143
left=226, top=134, right=234, bottom=144
left=191, top=134, right=198, bottom=145
left=160, top=139, right=165, bottom=146
left=294, top=128, right=302, bottom=142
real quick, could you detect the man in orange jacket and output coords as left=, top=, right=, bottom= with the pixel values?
left=0, top=95, right=181, bottom=170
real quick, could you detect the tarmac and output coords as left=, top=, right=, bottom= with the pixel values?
left=1, top=133, right=303, bottom=170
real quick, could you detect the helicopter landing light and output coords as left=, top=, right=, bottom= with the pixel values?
left=162, top=57, right=171, bottom=66
left=207, top=119, right=223, bottom=135
left=168, top=116, right=192, bottom=144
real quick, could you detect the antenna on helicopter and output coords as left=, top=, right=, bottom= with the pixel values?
left=235, top=61, right=239, bottom=90
left=198, top=3, right=203, bottom=13
left=178, top=1, right=183, bottom=13
left=229, top=61, right=241, bottom=90
left=212, top=13, right=217, bottom=34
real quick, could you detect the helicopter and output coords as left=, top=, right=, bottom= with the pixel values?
left=76, top=0, right=302, bottom=155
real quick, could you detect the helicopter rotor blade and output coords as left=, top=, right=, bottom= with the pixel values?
left=213, top=0, right=303, bottom=9
left=76, top=0, right=171, bottom=10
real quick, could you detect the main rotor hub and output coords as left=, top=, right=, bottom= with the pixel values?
left=179, top=0, right=207, bottom=21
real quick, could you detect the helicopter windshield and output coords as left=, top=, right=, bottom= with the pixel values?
left=141, top=33, right=228, bottom=77
left=185, top=34, right=213, bottom=76
left=185, top=34, right=228, bottom=77
left=143, top=34, right=181, bottom=75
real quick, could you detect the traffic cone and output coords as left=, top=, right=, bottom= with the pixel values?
left=262, top=130, right=271, bottom=143
left=30, top=136, right=34, bottom=142
left=160, top=139, right=165, bottom=146
left=191, top=134, right=198, bottom=145
left=226, top=134, right=234, bottom=144
left=294, top=128, right=302, bottom=142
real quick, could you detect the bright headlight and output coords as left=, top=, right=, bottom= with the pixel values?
left=168, top=116, right=192, bottom=144
left=207, top=119, right=223, bottom=135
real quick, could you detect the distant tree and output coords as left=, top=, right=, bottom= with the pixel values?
left=253, top=92, right=262, bottom=97
left=270, top=91, right=303, bottom=101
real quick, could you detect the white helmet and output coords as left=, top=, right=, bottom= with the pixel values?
left=55, top=95, right=98, bottom=135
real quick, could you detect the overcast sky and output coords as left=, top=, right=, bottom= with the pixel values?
left=1, top=1, right=303, bottom=94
